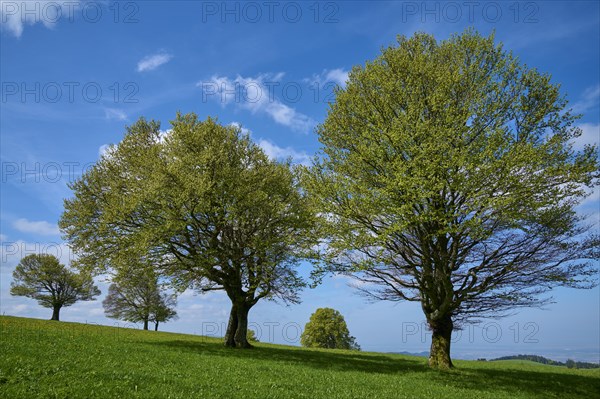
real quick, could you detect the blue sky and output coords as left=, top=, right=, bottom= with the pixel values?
left=1, top=1, right=598, bottom=362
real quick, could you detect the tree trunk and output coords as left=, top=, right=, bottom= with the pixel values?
left=50, top=305, right=61, bottom=321
left=428, top=316, right=454, bottom=369
left=224, top=304, right=238, bottom=347
left=143, top=318, right=149, bottom=331
left=154, top=321, right=159, bottom=331
left=233, top=303, right=252, bottom=348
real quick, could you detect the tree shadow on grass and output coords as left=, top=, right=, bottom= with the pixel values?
left=431, top=366, right=600, bottom=399
left=148, top=340, right=599, bottom=398
left=148, top=339, right=427, bottom=374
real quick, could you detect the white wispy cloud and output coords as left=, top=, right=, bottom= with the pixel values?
left=305, top=68, right=350, bottom=88
left=0, top=0, right=79, bottom=37
left=572, top=84, right=600, bottom=114
left=137, top=52, right=173, bottom=72
left=229, top=122, right=251, bottom=136
left=326, top=68, right=350, bottom=87
left=104, top=108, right=127, bottom=121
left=257, top=139, right=311, bottom=166
left=573, top=123, right=599, bottom=151
left=98, top=144, right=114, bottom=158
left=12, top=218, right=60, bottom=236
left=199, top=74, right=315, bottom=133
left=229, top=122, right=311, bottom=165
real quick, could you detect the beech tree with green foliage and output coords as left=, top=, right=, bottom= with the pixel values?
left=10, top=254, right=100, bottom=321
left=60, top=114, right=313, bottom=348
left=303, top=30, right=599, bottom=369
left=300, top=308, right=360, bottom=350
left=103, top=266, right=177, bottom=331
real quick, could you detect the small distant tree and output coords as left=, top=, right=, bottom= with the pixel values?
left=150, top=293, right=178, bottom=331
left=566, top=359, right=577, bottom=369
left=10, top=254, right=100, bottom=321
left=103, top=267, right=177, bottom=331
left=301, top=308, right=360, bottom=350
left=247, top=328, right=259, bottom=343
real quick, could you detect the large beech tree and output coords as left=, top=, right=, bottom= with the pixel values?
left=303, top=31, right=599, bottom=369
left=10, top=254, right=100, bottom=321
left=60, top=114, right=313, bottom=348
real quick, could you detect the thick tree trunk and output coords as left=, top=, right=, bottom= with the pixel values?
left=224, top=299, right=253, bottom=349
left=233, top=303, right=252, bottom=348
left=428, top=316, right=453, bottom=369
left=224, top=304, right=238, bottom=347
left=50, top=305, right=61, bottom=321
left=154, top=321, right=159, bottom=331
left=143, top=318, right=149, bottom=331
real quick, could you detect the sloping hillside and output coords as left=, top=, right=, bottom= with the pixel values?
left=0, top=316, right=598, bottom=398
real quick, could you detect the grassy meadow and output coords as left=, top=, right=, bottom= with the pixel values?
left=0, top=316, right=598, bottom=398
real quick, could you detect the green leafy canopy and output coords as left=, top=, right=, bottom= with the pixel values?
left=300, top=307, right=360, bottom=350
left=303, top=29, right=599, bottom=322
left=10, top=254, right=100, bottom=309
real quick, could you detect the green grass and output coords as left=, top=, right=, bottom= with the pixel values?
left=0, top=316, right=598, bottom=398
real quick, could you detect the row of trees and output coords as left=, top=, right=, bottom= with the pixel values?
left=10, top=254, right=177, bottom=330
left=55, top=30, right=598, bottom=369
left=60, top=114, right=312, bottom=349
left=10, top=254, right=356, bottom=346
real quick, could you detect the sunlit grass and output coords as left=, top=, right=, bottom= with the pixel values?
left=0, top=316, right=598, bottom=398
